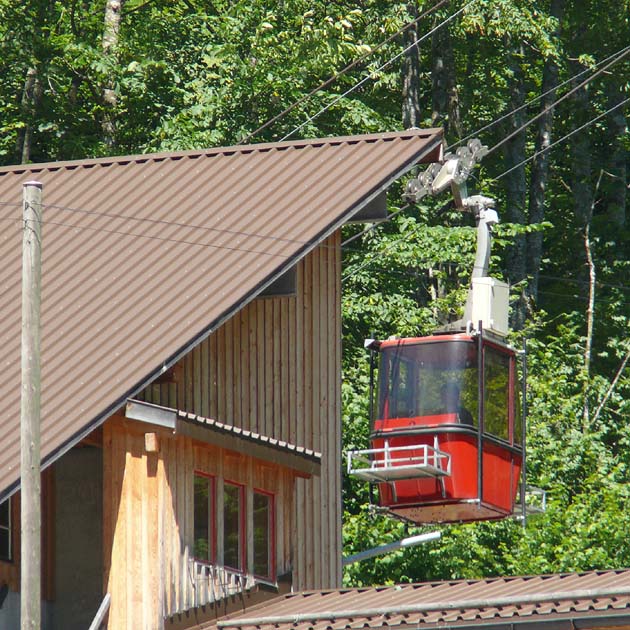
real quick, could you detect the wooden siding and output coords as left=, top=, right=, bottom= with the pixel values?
left=140, top=234, right=343, bottom=590
left=103, top=417, right=297, bottom=629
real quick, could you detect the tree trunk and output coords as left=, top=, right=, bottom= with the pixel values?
left=526, top=0, right=564, bottom=302
left=16, top=67, right=43, bottom=164
left=430, top=6, right=461, bottom=139
left=582, top=221, right=595, bottom=430
left=582, top=170, right=603, bottom=431
left=570, top=62, right=593, bottom=228
left=502, top=44, right=527, bottom=329
left=402, top=2, right=421, bottom=129
left=603, top=80, right=628, bottom=229
left=102, top=0, right=124, bottom=148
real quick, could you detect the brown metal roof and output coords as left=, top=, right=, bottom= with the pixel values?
left=205, top=569, right=630, bottom=630
left=125, top=398, right=321, bottom=476
left=0, top=129, right=443, bottom=500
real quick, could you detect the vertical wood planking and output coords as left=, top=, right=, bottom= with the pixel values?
left=217, top=326, right=226, bottom=423
left=246, top=460, right=254, bottom=575
left=319, top=242, right=330, bottom=587
left=264, top=300, right=273, bottom=437
left=173, top=439, right=186, bottom=610
left=193, top=343, right=201, bottom=415
left=295, top=256, right=307, bottom=589
left=256, top=301, right=265, bottom=434
left=334, top=232, right=343, bottom=585
left=328, top=234, right=340, bottom=585
left=102, top=424, right=113, bottom=608
left=164, top=434, right=174, bottom=616
left=209, top=330, right=218, bottom=420
left=296, top=260, right=304, bottom=447
left=216, top=450, right=225, bottom=567
left=185, top=352, right=194, bottom=412
left=229, top=313, right=243, bottom=426
left=156, top=439, right=166, bottom=622
left=183, top=437, right=193, bottom=609
left=273, top=300, right=281, bottom=438
left=225, top=318, right=234, bottom=424
left=248, top=302, right=258, bottom=434
left=284, top=297, right=299, bottom=444
left=276, top=470, right=284, bottom=576
left=240, top=307, right=250, bottom=431
left=312, top=246, right=322, bottom=588
left=201, top=339, right=209, bottom=417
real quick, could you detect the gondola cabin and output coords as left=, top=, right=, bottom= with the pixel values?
left=349, top=332, right=523, bottom=524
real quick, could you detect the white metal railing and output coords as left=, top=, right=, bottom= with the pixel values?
left=347, top=439, right=451, bottom=483
left=190, top=561, right=255, bottom=608
left=516, top=485, right=547, bottom=516
left=87, top=593, right=111, bottom=630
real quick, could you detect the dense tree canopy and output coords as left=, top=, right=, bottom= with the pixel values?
left=1, top=0, right=628, bottom=585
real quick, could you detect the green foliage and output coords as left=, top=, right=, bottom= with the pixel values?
left=0, top=0, right=628, bottom=590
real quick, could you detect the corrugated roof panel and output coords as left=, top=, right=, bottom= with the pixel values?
left=204, top=570, right=630, bottom=630
left=0, top=129, right=443, bottom=499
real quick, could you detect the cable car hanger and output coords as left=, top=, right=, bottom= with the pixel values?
left=405, top=138, right=507, bottom=337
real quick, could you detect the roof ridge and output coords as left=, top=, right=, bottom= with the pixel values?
left=0, top=128, right=442, bottom=175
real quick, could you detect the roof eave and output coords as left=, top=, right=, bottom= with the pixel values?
left=125, top=399, right=321, bottom=477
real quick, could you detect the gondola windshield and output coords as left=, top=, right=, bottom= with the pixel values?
left=376, top=340, right=478, bottom=429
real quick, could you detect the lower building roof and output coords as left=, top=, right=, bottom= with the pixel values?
left=202, top=569, right=630, bottom=630
left=125, top=399, right=321, bottom=476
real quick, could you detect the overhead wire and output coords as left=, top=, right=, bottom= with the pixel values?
left=280, top=0, right=475, bottom=142
left=341, top=203, right=411, bottom=248
left=1, top=196, right=414, bottom=257
left=494, top=95, right=630, bottom=181
left=43, top=202, right=307, bottom=247
left=341, top=220, right=454, bottom=283
left=238, top=0, right=451, bottom=145
left=17, top=216, right=294, bottom=259
left=485, top=44, right=630, bottom=157
left=447, top=42, right=630, bottom=152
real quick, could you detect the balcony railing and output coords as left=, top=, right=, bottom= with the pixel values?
left=190, top=560, right=255, bottom=608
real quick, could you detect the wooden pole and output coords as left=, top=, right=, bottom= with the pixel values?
left=21, top=180, right=42, bottom=630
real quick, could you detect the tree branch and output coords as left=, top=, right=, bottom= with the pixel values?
left=591, top=343, right=630, bottom=426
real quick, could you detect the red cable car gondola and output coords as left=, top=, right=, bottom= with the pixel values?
left=347, top=141, right=528, bottom=524
left=354, top=330, right=524, bottom=524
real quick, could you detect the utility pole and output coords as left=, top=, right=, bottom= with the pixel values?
left=21, top=181, right=42, bottom=630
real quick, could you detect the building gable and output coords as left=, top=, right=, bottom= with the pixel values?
left=0, top=129, right=442, bottom=501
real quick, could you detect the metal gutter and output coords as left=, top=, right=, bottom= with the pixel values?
left=365, top=614, right=630, bottom=630
left=216, top=586, right=630, bottom=627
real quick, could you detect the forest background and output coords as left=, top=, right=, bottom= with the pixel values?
left=2, top=0, right=629, bottom=585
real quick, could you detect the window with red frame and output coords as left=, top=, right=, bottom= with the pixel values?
left=223, top=482, right=245, bottom=571
left=253, top=490, right=274, bottom=580
left=193, top=474, right=215, bottom=562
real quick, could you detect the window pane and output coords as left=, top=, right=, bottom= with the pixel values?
left=194, top=475, right=212, bottom=561
left=484, top=348, right=509, bottom=440
left=253, top=493, right=271, bottom=578
left=0, top=500, right=8, bottom=528
left=0, top=528, right=9, bottom=562
left=224, top=483, right=242, bottom=570
left=378, top=341, right=478, bottom=426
